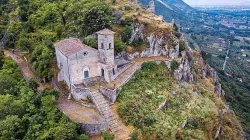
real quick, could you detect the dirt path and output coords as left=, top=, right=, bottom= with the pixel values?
left=4, top=50, right=50, bottom=92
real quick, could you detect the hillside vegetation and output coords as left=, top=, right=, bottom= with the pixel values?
left=0, top=0, right=246, bottom=139
left=117, top=61, right=243, bottom=139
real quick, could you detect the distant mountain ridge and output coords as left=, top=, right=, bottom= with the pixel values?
left=138, top=0, right=197, bottom=26
left=139, top=0, right=194, bottom=11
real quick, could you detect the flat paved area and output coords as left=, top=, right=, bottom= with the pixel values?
left=56, top=99, right=104, bottom=124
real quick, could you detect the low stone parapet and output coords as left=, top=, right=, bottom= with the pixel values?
left=99, top=86, right=117, bottom=103
left=80, top=122, right=109, bottom=136
left=72, top=84, right=91, bottom=100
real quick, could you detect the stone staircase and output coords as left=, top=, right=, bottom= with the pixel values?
left=90, top=89, right=121, bottom=132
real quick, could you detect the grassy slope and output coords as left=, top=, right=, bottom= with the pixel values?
left=117, top=62, right=242, bottom=139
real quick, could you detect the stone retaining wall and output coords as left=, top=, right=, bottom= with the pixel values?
left=72, top=85, right=91, bottom=100
left=80, top=121, right=109, bottom=136
left=99, top=86, right=116, bottom=103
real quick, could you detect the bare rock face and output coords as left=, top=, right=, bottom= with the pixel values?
left=174, top=58, right=194, bottom=83
left=200, top=61, right=224, bottom=97
left=129, top=23, right=144, bottom=44
left=187, top=50, right=225, bottom=97
left=173, top=48, right=194, bottom=83
left=112, top=9, right=123, bottom=25
left=128, top=22, right=179, bottom=59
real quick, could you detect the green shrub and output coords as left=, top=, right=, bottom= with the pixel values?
left=143, top=114, right=157, bottom=126
left=185, top=118, right=200, bottom=129
left=78, top=134, right=89, bottom=140
left=131, top=38, right=143, bottom=47
left=27, top=78, right=39, bottom=91
left=170, top=60, right=180, bottom=71
left=114, top=38, right=126, bottom=55
left=141, top=62, right=157, bottom=71
left=179, top=41, right=186, bottom=54
left=101, top=131, right=114, bottom=140
left=121, top=16, right=133, bottom=26
left=83, top=38, right=98, bottom=49
left=129, top=130, right=139, bottom=140
left=121, top=26, right=132, bottom=44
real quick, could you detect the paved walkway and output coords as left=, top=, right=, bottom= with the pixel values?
left=4, top=50, right=50, bottom=92
left=102, top=56, right=172, bottom=89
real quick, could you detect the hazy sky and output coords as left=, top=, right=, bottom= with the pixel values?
left=183, top=0, right=250, bottom=6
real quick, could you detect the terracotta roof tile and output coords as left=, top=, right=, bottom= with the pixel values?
left=54, top=38, right=95, bottom=56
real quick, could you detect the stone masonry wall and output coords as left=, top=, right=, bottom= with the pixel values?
left=80, top=122, right=109, bottom=136
left=99, top=86, right=117, bottom=103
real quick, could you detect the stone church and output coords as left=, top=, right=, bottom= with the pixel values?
left=55, top=29, right=119, bottom=94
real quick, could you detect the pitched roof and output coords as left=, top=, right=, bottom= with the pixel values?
left=96, top=28, right=115, bottom=35
left=54, top=38, right=95, bottom=56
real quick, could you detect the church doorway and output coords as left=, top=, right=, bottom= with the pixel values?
left=101, top=68, right=105, bottom=77
left=83, top=66, right=90, bottom=79
left=84, top=71, right=89, bottom=78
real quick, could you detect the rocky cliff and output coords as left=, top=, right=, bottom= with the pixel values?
left=128, top=22, right=180, bottom=59
left=174, top=48, right=225, bottom=97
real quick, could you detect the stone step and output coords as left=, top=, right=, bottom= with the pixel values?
left=95, top=99, right=106, bottom=104
left=97, top=101, right=108, bottom=106
left=101, top=110, right=112, bottom=115
left=111, top=126, right=121, bottom=132
left=108, top=118, right=118, bottom=124
left=106, top=117, right=116, bottom=122
left=98, top=104, right=108, bottom=109
left=92, top=94, right=103, bottom=99
left=110, top=122, right=119, bottom=128
left=92, top=95, right=104, bottom=100
left=104, top=113, right=114, bottom=118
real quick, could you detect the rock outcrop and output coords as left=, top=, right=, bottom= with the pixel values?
left=174, top=58, right=194, bottom=83
left=128, top=22, right=179, bottom=59
left=174, top=48, right=225, bottom=97
left=173, top=48, right=194, bottom=83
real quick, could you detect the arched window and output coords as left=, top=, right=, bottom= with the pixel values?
left=83, top=66, right=90, bottom=79
left=101, top=43, right=104, bottom=49
left=109, top=43, right=112, bottom=49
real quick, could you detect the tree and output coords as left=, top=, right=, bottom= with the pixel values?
left=0, top=49, right=4, bottom=68
left=16, top=37, right=32, bottom=52
left=27, top=78, right=39, bottom=91
left=83, top=38, right=98, bottom=49
left=83, top=7, right=111, bottom=35
left=0, top=115, right=25, bottom=139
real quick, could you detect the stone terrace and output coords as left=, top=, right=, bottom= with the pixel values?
left=101, top=56, right=172, bottom=89
left=56, top=99, right=105, bottom=124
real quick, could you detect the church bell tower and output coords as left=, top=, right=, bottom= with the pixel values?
left=96, top=29, right=115, bottom=65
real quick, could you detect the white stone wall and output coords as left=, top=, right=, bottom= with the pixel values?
left=69, top=49, right=101, bottom=85
left=98, top=34, right=115, bottom=65
left=55, top=49, right=70, bottom=88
